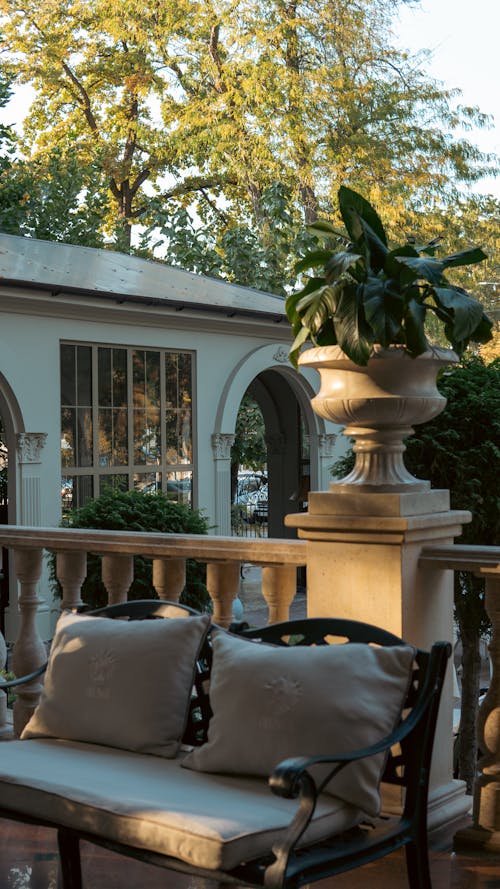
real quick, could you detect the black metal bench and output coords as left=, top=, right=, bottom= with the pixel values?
left=0, top=600, right=450, bottom=889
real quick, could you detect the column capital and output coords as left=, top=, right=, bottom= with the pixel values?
left=16, top=432, right=47, bottom=465
left=211, top=433, right=235, bottom=461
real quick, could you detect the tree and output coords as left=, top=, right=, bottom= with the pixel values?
left=1, top=0, right=497, bottom=261
left=230, top=393, right=267, bottom=501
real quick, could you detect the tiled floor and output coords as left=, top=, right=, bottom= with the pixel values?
left=2, top=815, right=500, bottom=889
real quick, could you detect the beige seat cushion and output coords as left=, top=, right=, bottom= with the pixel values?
left=22, top=611, right=210, bottom=757
left=0, top=739, right=362, bottom=871
left=183, top=631, right=415, bottom=815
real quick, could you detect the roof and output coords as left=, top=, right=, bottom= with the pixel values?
left=0, top=233, right=288, bottom=323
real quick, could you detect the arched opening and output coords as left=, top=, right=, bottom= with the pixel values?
left=0, top=372, right=25, bottom=636
left=229, top=363, right=317, bottom=540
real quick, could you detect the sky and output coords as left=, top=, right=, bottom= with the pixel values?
left=395, top=0, right=500, bottom=197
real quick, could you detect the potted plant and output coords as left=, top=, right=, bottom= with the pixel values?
left=286, top=186, right=493, bottom=492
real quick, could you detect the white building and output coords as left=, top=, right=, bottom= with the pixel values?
left=0, top=233, right=343, bottom=640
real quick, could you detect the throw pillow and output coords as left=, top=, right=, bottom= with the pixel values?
left=182, top=631, right=415, bottom=815
left=22, top=610, right=210, bottom=757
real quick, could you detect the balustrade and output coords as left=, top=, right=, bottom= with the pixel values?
left=421, top=543, right=500, bottom=850
left=0, top=524, right=306, bottom=734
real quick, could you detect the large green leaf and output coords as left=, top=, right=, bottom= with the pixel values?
left=286, top=276, right=325, bottom=324
left=433, top=287, right=485, bottom=341
left=333, top=282, right=374, bottom=365
left=295, top=284, right=339, bottom=333
left=363, top=277, right=404, bottom=345
left=338, top=185, right=388, bottom=248
left=441, top=247, right=487, bottom=269
left=395, top=255, right=445, bottom=285
left=307, top=219, right=346, bottom=240
left=359, top=218, right=389, bottom=274
left=294, top=249, right=336, bottom=274
left=384, top=245, right=419, bottom=283
left=403, top=297, right=428, bottom=356
left=289, top=324, right=315, bottom=368
left=324, top=250, right=362, bottom=282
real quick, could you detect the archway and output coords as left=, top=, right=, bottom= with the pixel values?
left=0, top=372, right=25, bottom=635
left=213, top=344, right=335, bottom=539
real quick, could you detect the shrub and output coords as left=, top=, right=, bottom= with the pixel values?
left=53, top=488, right=211, bottom=611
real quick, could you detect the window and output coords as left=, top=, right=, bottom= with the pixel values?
left=61, top=344, right=194, bottom=513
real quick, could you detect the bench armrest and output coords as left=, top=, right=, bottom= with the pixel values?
left=0, top=664, right=47, bottom=691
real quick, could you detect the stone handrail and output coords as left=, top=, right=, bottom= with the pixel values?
left=420, top=543, right=500, bottom=850
left=0, top=524, right=306, bottom=736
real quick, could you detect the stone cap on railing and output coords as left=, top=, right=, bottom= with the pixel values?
left=0, top=525, right=307, bottom=566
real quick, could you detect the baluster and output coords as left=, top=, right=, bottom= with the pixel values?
left=101, top=554, right=134, bottom=606
left=261, top=565, right=297, bottom=624
left=472, top=568, right=500, bottom=844
left=153, top=558, right=186, bottom=603
left=11, top=547, right=46, bottom=736
left=56, top=551, right=87, bottom=611
left=206, top=562, right=241, bottom=628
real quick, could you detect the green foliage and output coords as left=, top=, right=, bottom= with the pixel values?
left=405, top=355, right=500, bottom=632
left=54, top=488, right=211, bottom=611
left=232, top=394, right=267, bottom=473
left=288, top=186, right=493, bottom=366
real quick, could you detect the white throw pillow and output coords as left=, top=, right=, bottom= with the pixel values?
left=183, top=631, right=415, bottom=815
left=22, top=611, right=210, bottom=757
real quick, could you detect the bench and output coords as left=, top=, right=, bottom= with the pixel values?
left=0, top=600, right=451, bottom=889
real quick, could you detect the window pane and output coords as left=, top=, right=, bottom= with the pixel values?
left=166, top=472, right=192, bottom=506
left=164, top=353, right=177, bottom=408
left=146, top=351, right=160, bottom=407
left=179, top=409, right=192, bottom=463
left=113, top=349, right=127, bottom=407
left=178, top=353, right=192, bottom=406
left=132, top=351, right=145, bottom=408
left=60, top=345, right=76, bottom=406
left=113, top=408, right=128, bottom=465
left=98, top=408, right=112, bottom=466
left=133, top=471, right=161, bottom=494
left=61, top=408, right=76, bottom=467
left=61, top=475, right=93, bottom=515
left=77, top=407, right=93, bottom=467
left=98, top=348, right=112, bottom=407
left=76, top=346, right=92, bottom=406
left=134, top=409, right=160, bottom=465
left=99, top=474, right=128, bottom=495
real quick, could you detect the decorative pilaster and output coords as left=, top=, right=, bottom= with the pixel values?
left=16, top=433, right=47, bottom=527
left=211, top=433, right=235, bottom=537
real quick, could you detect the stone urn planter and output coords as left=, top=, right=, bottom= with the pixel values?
left=299, top=344, right=458, bottom=493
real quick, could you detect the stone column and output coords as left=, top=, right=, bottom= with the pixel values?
left=56, top=551, right=87, bottom=611
left=286, top=488, right=472, bottom=829
left=261, top=565, right=297, bottom=624
left=211, top=434, right=235, bottom=537
left=101, top=554, right=134, bottom=606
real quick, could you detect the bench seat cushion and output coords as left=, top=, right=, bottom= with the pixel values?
left=0, top=739, right=362, bottom=871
